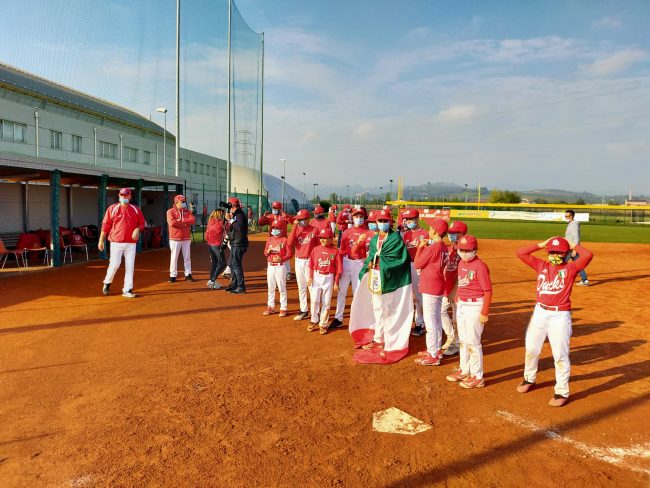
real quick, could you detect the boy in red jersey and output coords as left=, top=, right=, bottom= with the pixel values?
left=287, top=209, right=318, bottom=321
left=310, top=204, right=330, bottom=232
left=413, top=219, right=449, bottom=366
left=401, top=209, right=428, bottom=337
left=263, top=221, right=290, bottom=317
left=441, top=220, right=468, bottom=356
left=445, top=235, right=492, bottom=389
left=515, top=236, right=593, bottom=407
left=307, top=228, right=342, bottom=335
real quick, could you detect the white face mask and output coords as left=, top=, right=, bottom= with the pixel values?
left=368, top=222, right=378, bottom=231
left=119, top=197, right=130, bottom=204
left=458, top=250, right=477, bottom=262
left=272, top=209, right=279, bottom=215
left=377, top=222, right=390, bottom=233
left=298, top=220, right=307, bottom=227
left=271, top=229, right=282, bottom=237
left=448, top=233, right=458, bottom=243
left=179, top=202, right=187, bottom=209
left=353, top=217, right=364, bottom=226
left=406, top=221, right=417, bottom=230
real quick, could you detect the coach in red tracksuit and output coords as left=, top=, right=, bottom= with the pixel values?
left=167, top=194, right=196, bottom=283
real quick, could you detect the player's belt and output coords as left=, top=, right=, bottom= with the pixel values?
left=344, top=256, right=364, bottom=261
left=458, top=297, right=483, bottom=303
left=315, top=271, right=334, bottom=276
left=537, top=302, right=571, bottom=312
left=268, top=262, right=283, bottom=267
left=295, top=257, right=309, bottom=261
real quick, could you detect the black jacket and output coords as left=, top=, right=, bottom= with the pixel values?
left=229, top=207, right=249, bottom=247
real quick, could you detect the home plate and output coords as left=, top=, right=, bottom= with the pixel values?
left=372, top=407, right=431, bottom=435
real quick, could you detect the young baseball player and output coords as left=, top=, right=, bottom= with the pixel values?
left=336, top=203, right=353, bottom=246
left=307, top=228, right=341, bottom=335
left=445, top=235, right=492, bottom=389
left=263, top=221, right=290, bottom=317
left=258, top=201, right=293, bottom=279
left=330, top=207, right=369, bottom=330
left=310, top=204, right=330, bottom=232
left=413, top=219, right=449, bottom=366
left=441, top=220, right=468, bottom=356
left=401, top=209, right=428, bottom=336
left=287, top=209, right=318, bottom=321
left=515, top=236, right=593, bottom=407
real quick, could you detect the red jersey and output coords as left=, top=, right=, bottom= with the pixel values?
left=336, top=210, right=352, bottom=231
left=264, top=236, right=290, bottom=264
left=287, top=224, right=318, bottom=259
left=414, top=241, right=448, bottom=296
left=444, top=245, right=461, bottom=296
left=457, top=256, right=492, bottom=315
left=309, top=217, right=330, bottom=232
left=258, top=213, right=289, bottom=237
left=206, top=218, right=225, bottom=246
left=309, top=244, right=342, bottom=283
left=352, top=230, right=374, bottom=257
left=167, top=207, right=196, bottom=241
left=516, top=243, right=593, bottom=309
left=402, top=228, right=429, bottom=261
left=101, top=203, right=145, bottom=244
left=339, top=225, right=370, bottom=260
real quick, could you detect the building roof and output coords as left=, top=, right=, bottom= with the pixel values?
left=0, top=62, right=166, bottom=136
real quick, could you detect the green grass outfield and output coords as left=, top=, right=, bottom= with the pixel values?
left=420, top=219, right=650, bottom=244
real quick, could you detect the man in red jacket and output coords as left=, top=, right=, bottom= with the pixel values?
left=167, top=194, right=196, bottom=283
left=99, top=188, right=146, bottom=298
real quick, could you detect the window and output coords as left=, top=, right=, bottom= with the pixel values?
left=125, top=146, right=138, bottom=162
left=99, top=141, right=117, bottom=159
left=143, top=150, right=151, bottom=165
left=50, top=130, right=62, bottom=150
left=193, top=161, right=198, bottom=173
left=185, top=160, right=190, bottom=172
left=0, top=120, right=26, bottom=142
left=72, top=135, right=82, bottom=153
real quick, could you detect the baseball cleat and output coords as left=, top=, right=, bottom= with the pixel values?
left=319, top=325, right=329, bottom=335
left=548, top=394, right=569, bottom=407
left=102, top=283, right=111, bottom=295
left=328, top=318, right=343, bottom=329
left=459, top=376, right=485, bottom=389
left=168, top=276, right=176, bottom=283
left=443, top=344, right=460, bottom=356
left=279, top=309, right=288, bottom=318
left=411, top=325, right=424, bottom=337
left=516, top=380, right=535, bottom=393
left=287, top=272, right=293, bottom=281
left=207, top=280, right=215, bottom=289
left=307, top=322, right=319, bottom=332
left=415, top=350, right=443, bottom=366
left=185, top=274, right=195, bottom=282
left=122, top=289, right=137, bottom=298
left=293, top=311, right=309, bottom=321
left=446, top=368, right=470, bottom=382
left=361, top=341, right=384, bottom=350
left=262, top=307, right=276, bottom=316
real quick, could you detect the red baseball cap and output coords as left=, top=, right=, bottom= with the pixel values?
left=351, top=206, right=367, bottom=217
left=367, top=210, right=377, bottom=222
left=343, top=204, right=351, bottom=209
left=457, top=234, right=478, bottom=251
left=314, top=204, right=324, bottom=214
left=174, top=194, right=186, bottom=203
left=228, top=197, right=241, bottom=206
left=449, top=221, right=468, bottom=235
left=402, top=208, right=419, bottom=219
left=296, top=209, right=310, bottom=220
left=272, top=201, right=282, bottom=209
left=376, top=209, right=392, bottom=221
left=318, top=228, right=334, bottom=238
left=546, top=237, right=570, bottom=253
left=431, top=219, right=448, bottom=236
left=119, top=188, right=132, bottom=196
left=331, top=204, right=338, bottom=210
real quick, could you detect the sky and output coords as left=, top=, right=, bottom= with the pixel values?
left=0, top=0, right=648, bottom=195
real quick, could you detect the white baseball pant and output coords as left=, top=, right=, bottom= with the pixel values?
left=441, top=292, right=459, bottom=348
left=310, top=272, right=334, bottom=326
left=410, top=262, right=424, bottom=326
left=422, top=293, right=443, bottom=355
left=295, top=258, right=310, bottom=313
left=524, top=304, right=572, bottom=397
left=334, top=257, right=364, bottom=321
left=457, top=300, right=485, bottom=380
left=104, top=242, right=136, bottom=293
left=371, top=292, right=385, bottom=344
left=266, top=263, right=288, bottom=310
left=169, top=239, right=192, bottom=277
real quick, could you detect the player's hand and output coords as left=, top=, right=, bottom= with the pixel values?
left=132, top=229, right=140, bottom=241
left=98, top=240, right=104, bottom=252
left=567, top=240, right=576, bottom=250
left=334, top=283, right=339, bottom=293
left=538, top=237, right=552, bottom=249
left=307, top=278, right=312, bottom=287
left=418, top=238, right=428, bottom=248
left=357, top=234, right=366, bottom=244
left=479, top=314, right=489, bottom=324
left=272, top=254, right=281, bottom=263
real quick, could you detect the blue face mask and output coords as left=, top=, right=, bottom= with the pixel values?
left=272, top=209, right=279, bottom=215
left=378, top=222, right=390, bottom=233
left=368, top=222, right=378, bottom=231
left=271, top=229, right=282, bottom=237
left=180, top=202, right=187, bottom=209
left=449, top=233, right=458, bottom=243
left=119, top=197, right=129, bottom=204
left=298, top=220, right=307, bottom=227
left=353, top=217, right=364, bottom=226
left=406, top=221, right=417, bottom=230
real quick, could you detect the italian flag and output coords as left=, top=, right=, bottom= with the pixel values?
left=349, top=230, right=414, bottom=364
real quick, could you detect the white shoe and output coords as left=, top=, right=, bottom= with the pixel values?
left=212, top=282, right=222, bottom=290
left=207, top=280, right=215, bottom=289
left=443, top=344, right=460, bottom=356
left=122, top=290, right=137, bottom=298
left=577, top=280, right=590, bottom=286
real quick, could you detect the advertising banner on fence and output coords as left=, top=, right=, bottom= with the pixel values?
left=487, top=211, right=589, bottom=222
left=421, top=208, right=450, bottom=222
left=451, top=210, right=489, bottom=219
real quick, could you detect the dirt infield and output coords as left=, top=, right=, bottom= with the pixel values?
left=1, top=236, right=649, bottom=487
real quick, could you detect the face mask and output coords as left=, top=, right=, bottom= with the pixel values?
left=378, top=222, right=390, bottom=233
left=320, top=239, right=328, bottom=246
left=316, top=214, right=325, bottom=220
left=180, top=202, right=187, bottom=209
left=119, top=197, right=129, bottom=204
left=449, top=233, right=458, bottom=243
left=548, top=254, right=564, bottom=266
left=368, top=222, right=378, bottom=231
left=459, top=250, right=477, bottom=261
left=406, top=221, right=417, bottom=230
left=298, top=220, right=307, bottom=227
left=272, top=209, right=279, bottom=215
left=353, top=217, right=364, bottom=226
left=271, top=229, right=282, bottom=237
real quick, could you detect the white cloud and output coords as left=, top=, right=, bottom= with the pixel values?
left=581, top=49, right=647, bottom=77
left=437, top=105, right=477, bottom=122
left=593, top=16, right=623, bottom=29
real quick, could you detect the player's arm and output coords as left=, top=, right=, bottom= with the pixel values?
left=572, top=243, right=593, bottom=270
left=98, top=207, right=113, bottom=251
left=479, top=264, right=493, bottom=323
left=516, top=242, right=544, bottom=268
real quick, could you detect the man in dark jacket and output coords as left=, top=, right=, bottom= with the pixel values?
left=225, top=197, right=249, bottom=294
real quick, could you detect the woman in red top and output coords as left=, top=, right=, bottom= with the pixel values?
left=206, top=209, right=227, bottom=290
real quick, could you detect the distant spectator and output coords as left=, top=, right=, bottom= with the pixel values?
left=564, top=210, right=589, bottom=286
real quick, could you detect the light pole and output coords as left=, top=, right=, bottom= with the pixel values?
left=157, top=107, right=168, bottom=175
left=389, top=179, right=394, bottom=200
left=280, top=158, right=286, bottom=209
left=464, top=183, right=468, bottom=203
left=302, top=171, right=307, bottom=208
left=313, top=183, right=318, bottom=203
left=379, top=186, right=383, bottom=205
left=346, top=184, right=350, bottom=202
left=427, top=181, right=431, bottom=201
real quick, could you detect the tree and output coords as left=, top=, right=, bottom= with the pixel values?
left=575, top=198, right=585, bottom=205
left=489, top=188, right=522, bottom=204
left=533, top=198, right=549, bottom=204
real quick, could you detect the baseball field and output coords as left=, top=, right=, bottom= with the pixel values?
left=1, top=234, right=649, bottom=487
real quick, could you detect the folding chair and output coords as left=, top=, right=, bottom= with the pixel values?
left=0, top=238, right=25, bottom=270
left=16, top=233, right=49, bottom=267
left=64, top=233, right=89, bottom=263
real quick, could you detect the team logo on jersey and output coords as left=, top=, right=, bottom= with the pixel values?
left=537, top=272, right=566, bottom=295
left=558, top=269, right=567, bottom=279
left=468, top=270, right=475, bottom=280
left=297, top=233, right=314, bottom=245
left=267, top=243, right=283, bottom=254
left=317, top=256, right=331, bottom=268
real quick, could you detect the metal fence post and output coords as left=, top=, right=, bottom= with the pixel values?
left=162, top=184, right=169, bottom=247
left=98, top=174, right=108, bottom=260
left=50, top=170, right=62, bottom=267
left=135, top=178, right=143, bottom=253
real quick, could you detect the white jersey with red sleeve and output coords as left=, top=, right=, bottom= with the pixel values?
left=402, top=228, right=429, bottom=262
left=264, top=236, right=289, bottom=264
left=340, top=226, right=370, bottom=260
left=516, top=243, right=593, bottom=309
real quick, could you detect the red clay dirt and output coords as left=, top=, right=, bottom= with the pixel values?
left=0, top=236, right=649, bottom=487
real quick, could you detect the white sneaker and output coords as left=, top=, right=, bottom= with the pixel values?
left=212, top=281, right=222, bottom=290
left=122, top=290, right=137, bottom=298
left=577, top=280, right=590, bottom=286
left=207, top=280, right=215, bottom=289
left=443, top=344, right=460, bottom=356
